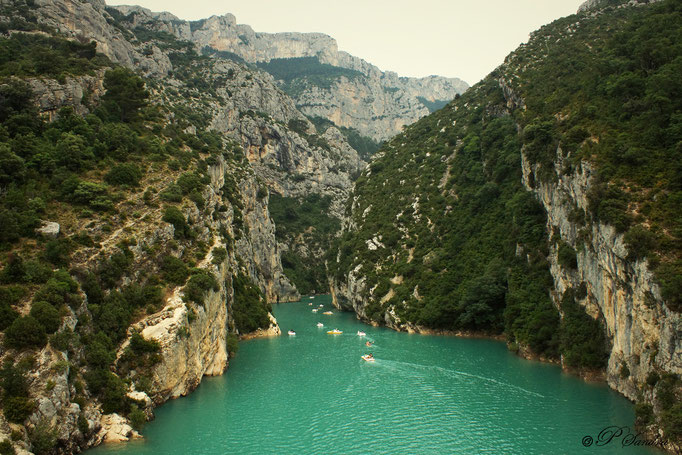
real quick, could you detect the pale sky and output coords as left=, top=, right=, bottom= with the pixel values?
left=106, top=0, right=586, bottom=85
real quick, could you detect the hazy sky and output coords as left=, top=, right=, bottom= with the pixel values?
left=106, top=0, right=586, bottom=85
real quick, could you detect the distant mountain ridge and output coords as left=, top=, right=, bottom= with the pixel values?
left=108, top=5, right=469, bottom=141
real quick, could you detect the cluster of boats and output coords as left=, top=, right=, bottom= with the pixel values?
left=294, top=298, right=375, bottom=361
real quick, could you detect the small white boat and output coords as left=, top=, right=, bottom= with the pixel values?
left=323, top=311, right=333, bottom=315
left=319, top=304, right=324, bottom=308
left=361, top=354, right=375, bottom=362
left=357, top=331, right=366, bottom=336
left=317, top=323, right=324, bottom=328
left=288, top=330, right=296, bottom=336
left=312, top=309, right=318, bottom=313
left=308, top=303, right=312, bottom=306
left=327, top=329, right=343, bottom=335
left=310, top=296, right=315, bottom=299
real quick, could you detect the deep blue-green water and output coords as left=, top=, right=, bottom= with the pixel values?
left=90, top=295, right=658, bottom=454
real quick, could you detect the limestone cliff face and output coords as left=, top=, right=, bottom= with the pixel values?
left=30, top=0, right=362, bottom=295
left=108, top=6, right=468, bottom=142
left=520, top=150, right=682, bottom=397
left=123, top=156, right=291, bottom=407
left=26, top=69, right=106, bottom=121
left=203, top=59, right=365, bottom=219
left=236, top=176, right=299, bottom=303
left=30, top=0, right=172, bottom=76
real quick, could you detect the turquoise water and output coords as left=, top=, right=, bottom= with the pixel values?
left=90, top=295, right=658, bottom=454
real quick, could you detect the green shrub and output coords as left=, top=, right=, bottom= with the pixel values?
left=226, top=333, right=239, bottom=357
left=0, top=254, right=26, bottom=283
left=84, top=334, right=115, bottom=370
left=162, top=206, right=190, bottom=238
left=101, top=67, right=149, bottom=123
left=4, top=316, right=47, bottom=349
left=211, top=247, right=227, bottom=266
left=128, top=332, right=160, bottom=355
left=128, top=404, right=146, bottom=431
left=624, top=225, right=658, bottom=261
left=160, top=184, right=183, bottom=202
left=635, top=402, right=654, bottom=426
left=33, top=271, right=79, bottom=308
left=183, top=270, right=218, bottom=306
left=557, top=241, right=578, bottom=270
left=105, top=163, right=142, bottom=186
left=176, top=172, right=204, bottom=195
left=188, top=190, right=204, bottom=210
left=77, top=414, right=89, bottom=435
left=559, top=291, right=608, bottom=369
left=657, top=262, right=682, bottom=311
left=662, top=403, right=682, bottom=440
left=23, top=260, right=52, bottom=284
left=0, top=440, right=15, bottom=455
left=28, top=421, right=56, bottom=455
left=49, top=328, right=75, bottom=352
left=0, top=300, right=19, bottom=330
left=647, top=370, right=660, bottom=387
left=3, top=396, right=34, bottom=423
left=161, top=255, right=189, bottom=285
left=97, top=247, right=133, bottom=290
left=29, top=301, right=61, bottom=334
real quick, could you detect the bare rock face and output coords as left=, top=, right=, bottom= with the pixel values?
left=97, top=414, right=141, bottom=443
left=32, top=0, right=171, bottom=76
left=520, top=150, right=682, bottom=399
left=129, top=279, right=229, bottom=402
left=108, top=7, right=469, bottom=141
left=35, top=221, right=60, bottom=238
left=26, top=70, right=106, bottom=120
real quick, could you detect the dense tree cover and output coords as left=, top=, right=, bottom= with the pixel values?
left=269, top=193, right=339, bottom=294
left=0, top=31, right=256, bottom=438
left=256, top=57, right=364, bottom=97
left=508, top=0, right=682, bottom=310
left=232, top=273, right=271, bottom=333
left=329, top=68, right=614, bottom=366
left=0, top=34, right=107, bottom=79
left=329, top=79, right=566, bottom=358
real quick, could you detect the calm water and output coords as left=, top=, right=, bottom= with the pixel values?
left=90, top=295, right=657, bottom=454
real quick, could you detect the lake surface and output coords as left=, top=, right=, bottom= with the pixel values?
left=90, top=295, right=658, bottom=454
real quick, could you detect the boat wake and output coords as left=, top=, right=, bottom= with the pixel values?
left=376, top=359, right=546, bottom=399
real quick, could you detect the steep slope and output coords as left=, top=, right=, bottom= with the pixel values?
left=329, top=0, right=682, bottom=448
left=32, top=0, right=366, bottom=295
left=105, top=6, right=469, bottom=143
left=0, top=0, right=365, bottom=453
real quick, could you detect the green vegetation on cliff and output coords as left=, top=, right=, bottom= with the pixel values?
left=330, top=0, right=681, bottom=444
left=329, top=78, right=572, bottom=360
left=257, top=56, right=364, bottom=97
left=508, top=0, right=682, bottom=309
left=269, top=193, right=339, bottom=294
left=0, top=26, right=267, bottom=443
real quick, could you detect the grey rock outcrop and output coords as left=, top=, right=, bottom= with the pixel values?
left=32, top=0, right=171, bottom=76
left=578, top=0, right=664, bottom=13
left=26, top=70, right=106, bottom=120
left=35, top=221, right=60, bottom=238
left=107, top=7, right=468, bottom=141
left=520, top=149, right=682, bottom=398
